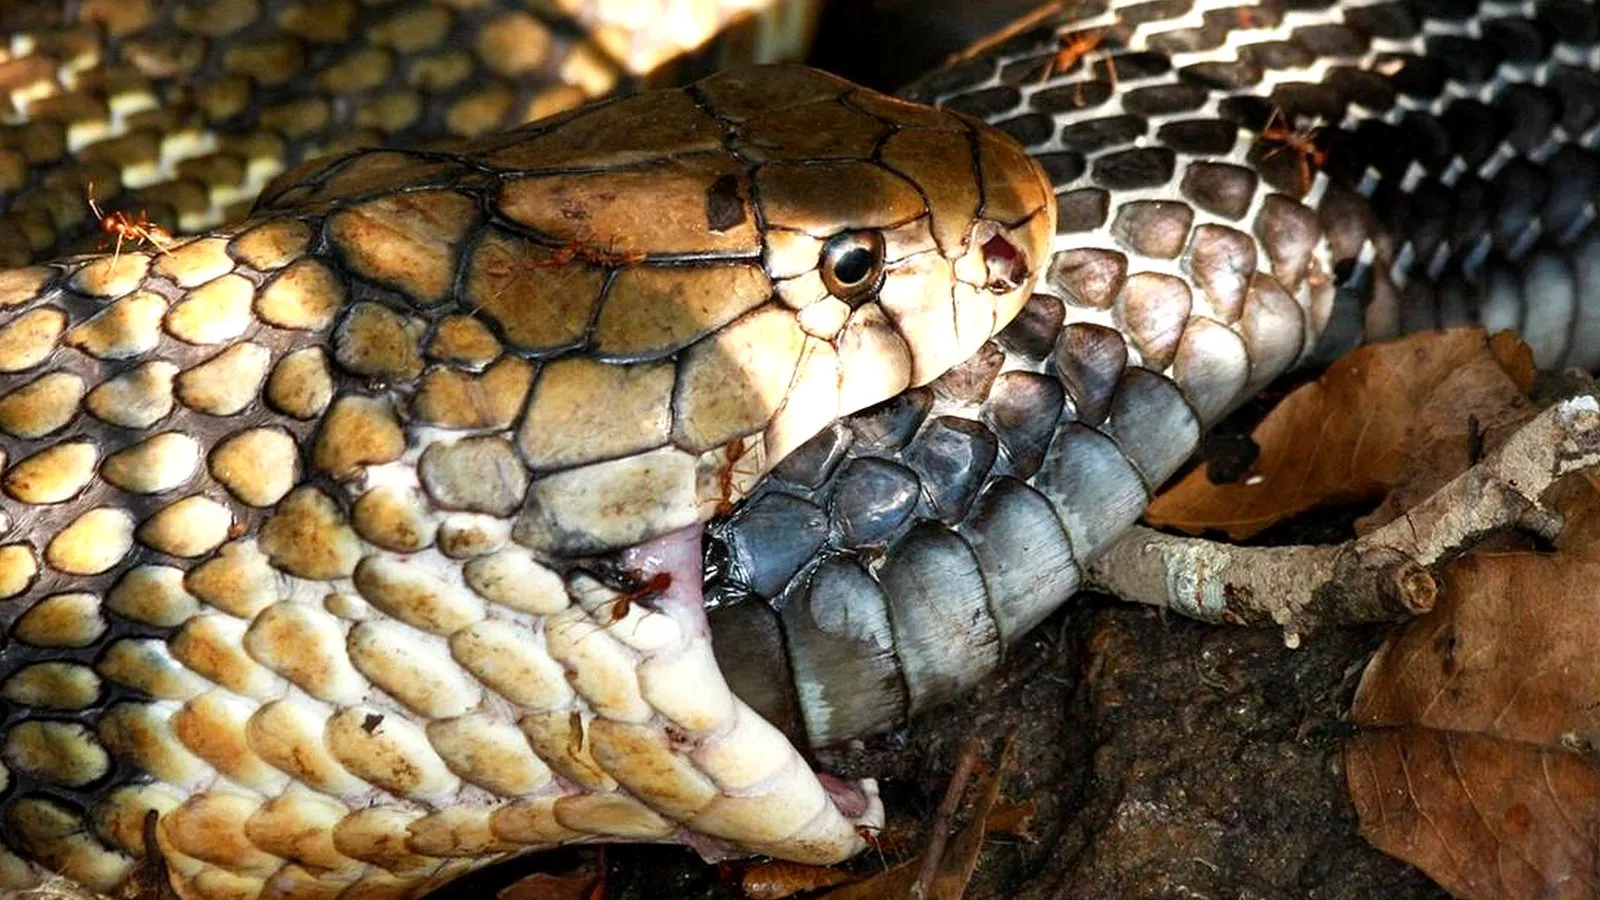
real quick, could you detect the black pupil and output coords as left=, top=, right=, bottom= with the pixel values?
left=833, top=245, right=875, bottom=285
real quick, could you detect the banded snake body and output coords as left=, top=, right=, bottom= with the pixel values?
left=0, top=0, right=1597, bottom=897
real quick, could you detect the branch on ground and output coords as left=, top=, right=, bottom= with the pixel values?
left=1087, top=395, right=1600, bottom=641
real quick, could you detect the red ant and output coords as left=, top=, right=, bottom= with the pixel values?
left=713, top=435, right=758, bottom=517
left=942, top=6, right=1121, bottom=104
left=1040, top=29, right=1120, bottom=106
left=1043, top=30, right=1108, bottom=80
left=545, top=232, right=648, bottom=269
left=600, top=569, right=672, bottom=626
left=86, top=179, right=174, bottom=264
left=478, top=231, right=647, bottom=306
left=1259, top=107, right=1328, bottom=193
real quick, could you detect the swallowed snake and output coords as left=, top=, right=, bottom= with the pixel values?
left=0, top=0, right=1597, bottom=897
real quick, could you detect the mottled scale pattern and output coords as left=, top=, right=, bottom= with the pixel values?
left=706, top=0, right=1600, bottom=748
left=0, top=64, right=1056, bottom=897
left=0, top=0, right=818, bottom=266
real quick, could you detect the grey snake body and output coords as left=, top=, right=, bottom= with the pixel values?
left=707, top=0, right=1600, bottom=749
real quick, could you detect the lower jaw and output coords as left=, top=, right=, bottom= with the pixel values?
left=565, top=524, right=883, bottom=863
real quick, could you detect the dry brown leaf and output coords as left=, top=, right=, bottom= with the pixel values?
left=497, top=869, right=600, bottom=900
left=1347, top=550, right=1600, bottom=899
left=1346, top=729, right=1600, bottom=899
left=1486, top=329, right=1538, bottom=394
left=1548, top=473, right=1600, bottom=562
left=739, top=861, right=858, bottom=899
left=1351, top=553, right=1600, bottom=745
left=1147, top=329, right=1533, bottom=540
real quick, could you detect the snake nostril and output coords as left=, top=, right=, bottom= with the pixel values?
left=981, top=233, right=1026, bottom=292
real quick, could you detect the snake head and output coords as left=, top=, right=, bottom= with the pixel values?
left=499, top=66, right=1056, bottom=555
left=264, top=65, right=1054, bottom=557
left=733, top=67, right=1058, bottom=398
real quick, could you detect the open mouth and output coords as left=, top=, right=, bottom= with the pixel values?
left=558, top=524, right=884, bottom=860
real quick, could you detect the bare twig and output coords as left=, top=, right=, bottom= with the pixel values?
left=911, top=735, right=983, bottom=900
left=931, top=728, right=1019, bottom=900
left=942, top=2, right=1070, bottom=66
left=1087, top=395, right=1600, bottom=641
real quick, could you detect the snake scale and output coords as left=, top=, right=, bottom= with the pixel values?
left=0, top=0, right=1596, bottom=897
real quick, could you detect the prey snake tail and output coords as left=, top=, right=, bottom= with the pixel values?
left=0, top=0, right=1596, bottom=897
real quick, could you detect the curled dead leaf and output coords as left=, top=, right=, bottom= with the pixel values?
left=1148, top=329, right=1534, bottom=540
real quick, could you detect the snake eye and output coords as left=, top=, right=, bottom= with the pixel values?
left=819, top=230, right=885, bottom=305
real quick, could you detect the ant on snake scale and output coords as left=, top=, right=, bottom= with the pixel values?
left=574, top=558, right=674, bottom=629
left=543, top=232, right=648, bottom=269
left=1042, top=28, right=1119, bottom=96
left=85, top=179, right=175, bottom=263
left=1258, top=107, right=1329, bottom=194
left=478, top=230, right=648, bottom=306
left=600, top=570, right=673, bottom=626
left=940, top=4, right=1121, bottom=105
left=713, top=434, right=764, bottom=517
